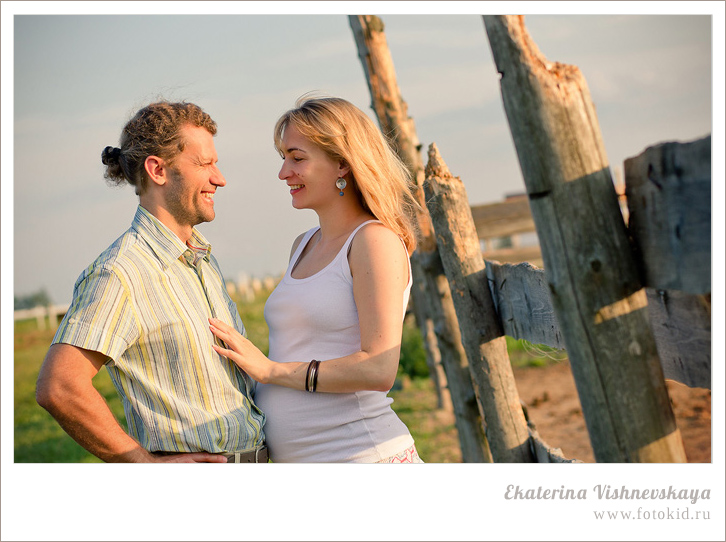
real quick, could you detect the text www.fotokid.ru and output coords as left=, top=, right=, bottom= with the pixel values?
left=594, top=507, right=711, bottom=521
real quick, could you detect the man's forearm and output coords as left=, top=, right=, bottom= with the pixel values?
left=36, top=344, right=228, bottom=463
left=36, top=344, right=157, bottom=462
left=37, top=378, right=155, bottom=462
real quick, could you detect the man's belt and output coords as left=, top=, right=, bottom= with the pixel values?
left=154, top=445, right=268, bottom=463
left=220, top=445, right=268, bottom=463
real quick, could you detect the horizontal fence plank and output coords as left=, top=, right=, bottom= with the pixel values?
left=646, top=289, right=711, bottom=389
left=486, top=261, right=565, bottom=349
left=13, top=306, right=49, bottom=321
left=486, top=261, right=711, bottom=390
left=13, top=304, right=70, bottom=319
left=14, top=304, right=70, bottom=331
left=624, top=136, right=711, bottom=295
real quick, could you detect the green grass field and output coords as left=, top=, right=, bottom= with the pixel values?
left=14, top=288, right=558, bottom=463
left=14, top=325, right=122, bottom=463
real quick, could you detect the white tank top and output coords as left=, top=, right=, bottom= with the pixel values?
left=256, top=220, right=415, bottom=462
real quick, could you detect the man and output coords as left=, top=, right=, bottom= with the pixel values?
left=36, top=101, right=266, bottom=463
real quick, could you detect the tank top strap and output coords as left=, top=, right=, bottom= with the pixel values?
left=339, top=220, right=383, bottom=282
left=288, top=226, right=320, bottom=275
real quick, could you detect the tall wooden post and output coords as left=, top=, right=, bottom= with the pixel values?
left=350, top=15, right=492, bottom=462
left=425, top=144, right=534, bottom=462
left=484, top=15, right=686, bottom=462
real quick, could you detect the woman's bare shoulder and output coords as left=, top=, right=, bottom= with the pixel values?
left=349, top=222, right=407, bottom=268
left=353, top=221, right=401, bottom=247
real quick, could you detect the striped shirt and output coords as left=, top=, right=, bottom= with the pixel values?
left=52, top=205, right=265, bottom=453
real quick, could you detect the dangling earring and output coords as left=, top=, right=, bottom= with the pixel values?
left=335, top=178, right=347, bottom=196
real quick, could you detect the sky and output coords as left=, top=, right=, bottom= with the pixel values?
left=7, top=6, right=717, bottom=306
left=2, top=2, right=724, bottom=542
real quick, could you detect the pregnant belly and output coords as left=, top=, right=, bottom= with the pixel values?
left=254, top=383, right=402, bottom=462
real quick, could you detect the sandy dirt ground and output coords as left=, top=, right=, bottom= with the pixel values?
left=513, top=361, right=712, bottom=463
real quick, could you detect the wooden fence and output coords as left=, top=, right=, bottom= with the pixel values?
left=13, top=304, right=70, bottom=331
left=472, top=148, right=711, bottom=391
left=350, top=15, right=710, bottom=463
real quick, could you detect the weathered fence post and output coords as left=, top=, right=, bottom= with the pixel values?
left=349, top=15, right=444, bottom=398
left=425, top=143, right=534, bottom=462
left=350, top=14, right=492, bottom=462
left=484, top=15, right=687, bottom=462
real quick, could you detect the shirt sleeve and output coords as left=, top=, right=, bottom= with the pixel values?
left=52, top=263, right=140, bottom=365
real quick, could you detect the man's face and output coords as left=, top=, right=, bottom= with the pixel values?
left=164, top=124, right=226, bottom=229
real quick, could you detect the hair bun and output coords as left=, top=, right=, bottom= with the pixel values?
left=101, top=146, right=122, bottom=165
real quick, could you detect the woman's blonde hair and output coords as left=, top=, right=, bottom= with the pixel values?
left=274, top=95, right=418, bottom=254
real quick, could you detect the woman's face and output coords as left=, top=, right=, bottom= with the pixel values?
left=278, top=124, right=348, bottom=210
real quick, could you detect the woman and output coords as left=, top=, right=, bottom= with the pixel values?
left=209, top=96, right=423, bottom=463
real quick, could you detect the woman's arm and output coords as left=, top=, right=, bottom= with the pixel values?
left=210, top=223, right=409, bottom=393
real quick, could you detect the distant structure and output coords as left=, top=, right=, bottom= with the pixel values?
left=226, top=272, right=283, bottom=303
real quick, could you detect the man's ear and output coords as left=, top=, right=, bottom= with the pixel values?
left=144, top=156, right=168, bottom=187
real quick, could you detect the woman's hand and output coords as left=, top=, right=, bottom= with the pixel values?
left=209, top=318, right=275, bottom=384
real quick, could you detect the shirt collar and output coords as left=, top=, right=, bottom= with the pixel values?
left=132, top=205, right=212, bottom=269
